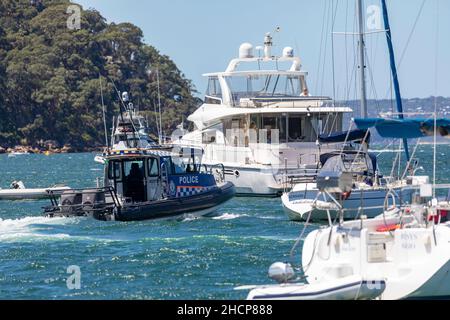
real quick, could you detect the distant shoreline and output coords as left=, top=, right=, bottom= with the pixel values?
left=0, top=145, right=106, bottom=155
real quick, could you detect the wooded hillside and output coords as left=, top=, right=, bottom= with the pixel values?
left=0, top=0, right=201, bottom=150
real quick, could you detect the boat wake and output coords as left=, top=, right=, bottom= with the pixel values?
left=0, top=216, right=77, bottom=242
left=369, top=149, right=405, bottom=154
left=212, top=213, right=248, bottom=220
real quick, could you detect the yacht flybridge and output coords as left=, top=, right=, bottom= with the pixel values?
left=174, top=34, right=352, bottom=196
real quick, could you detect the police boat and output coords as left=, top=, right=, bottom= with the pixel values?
left=44, top=147, right=235, bottom=221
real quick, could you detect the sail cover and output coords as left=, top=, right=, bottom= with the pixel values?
left=319, top=129, right=369, bottom=144
left=354, top=118, right=450, bottom=139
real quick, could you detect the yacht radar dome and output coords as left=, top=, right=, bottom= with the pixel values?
left=282, top=46, right=294, bottom=58
left=239, top=43, right=254, bottom=59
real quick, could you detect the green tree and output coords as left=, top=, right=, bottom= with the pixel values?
left=0, top=0, right=200, bottom=149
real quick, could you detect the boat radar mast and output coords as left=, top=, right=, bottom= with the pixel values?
left=226, top=33, right=301, bottom=73
left=264, top=32, right=273, bottom=59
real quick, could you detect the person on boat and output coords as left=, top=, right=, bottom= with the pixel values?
left=125, top=163, right=145, bottom=202
left=300, top=88, right=310, bottom=97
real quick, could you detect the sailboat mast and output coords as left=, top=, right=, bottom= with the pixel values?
left=381, top=0, right=410, bottom=161
left=356, top=0, right=368, bottom=118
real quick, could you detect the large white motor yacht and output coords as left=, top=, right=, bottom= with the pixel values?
left=173, top=34, right=352, bottom=196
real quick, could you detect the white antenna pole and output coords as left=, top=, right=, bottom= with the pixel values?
left=433, top=0, right=440, bottom=200
left=156, top=68, right=163, bottom=144
left=356, top=0, right=368, bottom=118
left=99, top=75, right=109, bottom=149
left=433, top=111, right=437, bottom=199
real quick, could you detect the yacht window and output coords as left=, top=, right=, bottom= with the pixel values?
left=288, top=116, right=304, bottom=142
left=148, top=158, right=159, bottom=177
left=225, top=74, right=304, bottom=106
left=262, top=115, right=286, bottom=143
left=206, top=76, right=222, bottom=104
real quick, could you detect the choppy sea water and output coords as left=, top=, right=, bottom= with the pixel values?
left=1, top=145, right=450, bottom=299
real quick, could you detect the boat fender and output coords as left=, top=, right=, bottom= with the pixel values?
left=423, top=234, right=432, bottom=247
left=340, top=191, right=352, bottom=201
left=376, top=224, right=400, bottom=233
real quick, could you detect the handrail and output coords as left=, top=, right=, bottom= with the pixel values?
left=45, top=186, right=122, bottom=216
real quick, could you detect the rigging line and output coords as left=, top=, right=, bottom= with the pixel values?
left=156, top=68, right=163, bottom=145
left=434, top=0, right=440, bottom=108
left=364, top=46, right=380, bottom=112
left=396, top=0, right=426, bottom=69
left=99, top=75, right=109, bottom=149
left=320, top=2, right=333, bottom=96
left=401, top=137, right=422, bottom=180
left=383, top=0, right=426, bottom=99
left=315, top=0, right=328, bottom=93
left=331, top=0, right=340, bottom=102
left=152, top=97, right=160, bottom=138
left=345, top=53, right=357, bottom=102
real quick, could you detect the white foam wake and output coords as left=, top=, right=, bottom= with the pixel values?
left=212, top=213, right=247, bottom=220
left=369, top=149, right=404, bottom=154
left=0, top=216, right=74, bottom=242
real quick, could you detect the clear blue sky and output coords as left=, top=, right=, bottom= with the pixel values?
left=76, top=0, right=449, bottom=99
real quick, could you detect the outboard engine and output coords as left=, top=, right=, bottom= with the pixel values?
left=81, top=189, right=106, bottom=214
left=58, top=189, right=106, bottom=217
left=60, top=191, right=83, bottom=216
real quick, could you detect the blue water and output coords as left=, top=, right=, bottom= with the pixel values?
left=1, top=146, right=450, bottom=299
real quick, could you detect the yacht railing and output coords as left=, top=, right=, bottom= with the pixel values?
left=199, top=163, right=233, bottom=183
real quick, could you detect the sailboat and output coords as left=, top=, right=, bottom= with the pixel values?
left=299, top=117, right=450, bottom=300
left=244, top=0, right=447, bottom=300
left=281, top=124, right=429, bottom=221
left=281, top=0, right=427, bottom=221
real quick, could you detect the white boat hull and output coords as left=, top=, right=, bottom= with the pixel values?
left=219, top=165, right=287, bottom=196
left=246, top=276, right=385, bottom=300
left=282, top=185, right=415, bottom=221
left=302, top=215, right=450, bottom=300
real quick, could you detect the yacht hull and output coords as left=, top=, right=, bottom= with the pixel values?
left=211, top=165, right=316, bottom=197
left=282, top=186, right=415, bottom=221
